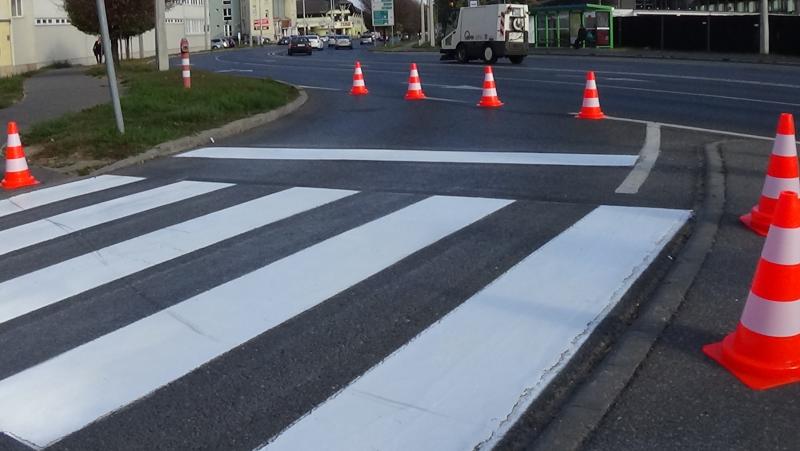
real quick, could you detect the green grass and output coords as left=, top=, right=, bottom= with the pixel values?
left=0, top=75, right=26, bottom=109
left=28, top=60, right=297, bottom=169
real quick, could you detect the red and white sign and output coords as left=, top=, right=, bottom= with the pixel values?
left=253, top=18, right=270, bottom=29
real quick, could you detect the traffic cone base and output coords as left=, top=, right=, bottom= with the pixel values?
left=2, top=121, right=39, bottom=190
left=740, top=209, right=771, bottom=237
left=477, top=66, right=503, bottom=108
left=704, top=331, right=800, bottom=390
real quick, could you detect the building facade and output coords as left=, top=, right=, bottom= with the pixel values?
left=295, top=0, right=366, bottom=36
left=241, top=0, right=300, bottom=42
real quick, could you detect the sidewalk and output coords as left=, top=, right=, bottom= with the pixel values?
left=528, top=47, right=800, bottom=66
left=0, top=66, right=110, bottom=132
left=585, top=138, right=800, bottom=450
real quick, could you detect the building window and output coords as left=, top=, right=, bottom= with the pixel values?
left=11, top=0, right=22, bottom=17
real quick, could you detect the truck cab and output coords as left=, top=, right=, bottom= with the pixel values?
left=441, top=4, right=529, bottom=64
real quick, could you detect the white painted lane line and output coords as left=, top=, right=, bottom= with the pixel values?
left=215, top=69, right=254, bottom=73
left=262, top=205, right=691, bottom=451
left=0, top=181, right=231, bottom=257
left=0, top=175, right=142, bottom=218
left=178, top=147, right=638, bottom=167
left=602, top=114, right=783, bottom=142
left=296, top=85, right=342, bottom=91
left=424, top=96, right=470, bottom=104
left=616, top=123, right=661, bottom=194
left=0, top=187, right=355, bottom=327
left=0, top=195, right=511, bottom=449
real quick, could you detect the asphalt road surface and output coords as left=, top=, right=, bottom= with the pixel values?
left=0, top=45, right=798, bottom=450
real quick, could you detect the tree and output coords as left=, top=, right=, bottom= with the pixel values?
left=64, top=0, right=173, bottom=64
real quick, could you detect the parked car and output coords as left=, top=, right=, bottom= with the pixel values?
left=278, top=36, right=290, bottom=45
left=210, top=38, right=224, bottom=49
left=327, top=35, right=337, bottom=47
left=304, top=35, right=323, bottom=50
left=360, top=33, right=373, bottom=45
left=335, top=35, right=353, bottom=49
left=320, top=35, right=329, bottom=44
left=288, top=36, right=312, bottom=55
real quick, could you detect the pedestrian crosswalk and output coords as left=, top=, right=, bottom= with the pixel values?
left=0, top=176, right=690, bottom=450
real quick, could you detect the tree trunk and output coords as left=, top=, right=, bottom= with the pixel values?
left=110, top=37, right=121, bottom=66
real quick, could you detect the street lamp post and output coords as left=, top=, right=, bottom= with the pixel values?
left=95, top=0, right=124, bottom=134
left=302, top=0, right=307, bottom=34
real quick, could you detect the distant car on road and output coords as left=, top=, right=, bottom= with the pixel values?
left=335, top=35, right=353, bottom=49
left=210, top=38, right=224, bottom=49
left=278, top=36, right=290, bottom=45
left=304, top=35, right=323, bottom=50
left=327, top=35, right=337, bottom=47
left=360, top=33, right=373, bottom=45
left=288, top=36, right=312, bottom=56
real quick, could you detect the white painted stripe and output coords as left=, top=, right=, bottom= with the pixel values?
left=582, top=97, right=601, bottom=108
left=0, top=181, right=230, bottom=257
left=616, top=123, right=661, bottom=194
left=483, top=88, right=497, bottom=97
left=762, top=175, right=800, bottom=199
left=761, top=225, right=800, bottom=265
left=772, top=134, right=798, bottom=157
left=6, top=133, right=21, bottom=148
left=586, top=79, right=597, bottom=89
left=0, top=195, right=511, bottom=449
left=601, top=115, right=787, bottom=142
left=177, top=147, right=638, bottom=167
left=0, top=187, right=355, bottom=326
left=182, top=70, right=191, bottom=78
left=296, top=85, right=341, bottom=92
left=741, top=291, right=800, bottom=337
left=181, top=58, right=190, bottom=66
left=263, top=205, right=691, bottom=451
left=0, top=175, right=142, bottom=218
left=5, top=156, right=28, bottom=172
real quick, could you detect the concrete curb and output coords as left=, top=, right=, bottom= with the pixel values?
left=530, top=142, right=726, bottom=451
left=89, top=88, right=307, bottom=176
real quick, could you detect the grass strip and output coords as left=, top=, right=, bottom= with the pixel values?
left=0, top=75, right=26, bottom=109
left=27, top=60, right=297, bottom=170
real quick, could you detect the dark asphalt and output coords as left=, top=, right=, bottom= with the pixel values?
left=1, top=46, right=798, bottom=450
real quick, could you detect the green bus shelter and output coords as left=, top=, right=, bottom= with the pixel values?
left=531, top=3, right=614, bottom=48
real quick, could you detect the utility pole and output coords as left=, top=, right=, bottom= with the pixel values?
left=155, top=0, right=168, bottom=71
left=204, top=0, right=210, bottom=50
left=419, top=0, right=425, bottom=45
left=428, top=0, right=434, bottom=47
left=302, top=0, right=307, bottom=34
left=96, top=0, right=124, bottom=134
left=759, top=0, right=769, bottom=54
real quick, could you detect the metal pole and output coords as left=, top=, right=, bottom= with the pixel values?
left=759, top=0, right=769, bottom=54
left=419, top=0, right=425, bottom=45
left=259, top=0, right=264, bottom=44
left=204, top=0, right=210, bottom=49
left=428, top=0, right=434, bottom=47
left=96, top=0, right=124, bottom=134
left=155, top=0, right=168, bottom=71
left=302, top=0, right=307, bottom=34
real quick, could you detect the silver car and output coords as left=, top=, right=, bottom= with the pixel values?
left=335, top=35, right=353, bottom=49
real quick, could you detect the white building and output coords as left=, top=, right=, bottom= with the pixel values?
left=0, top=0, right=211, bottom=77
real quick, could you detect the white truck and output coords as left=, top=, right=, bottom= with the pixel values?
left=440, top=4, right=529, bottom=64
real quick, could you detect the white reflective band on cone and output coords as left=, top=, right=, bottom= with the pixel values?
left=5, top=157, right=29, bottom=172
left=741, top=291, right=800, bottom=337
left=772, top=134, right=798, bottom=157
left=408, top=83, right=421, bottom=90
left=583, top=97, right=601, bottom=108
left=182, top=71, right=191, bottom=78
left=586, top=80, right=597, bottom=89
left=761, top=175, right=800, bottom=199
left=181, top=58, right=190, bottom=66
left=355, top=68, right=362, bottom=75
left=6, top=133, right=21, bottom=148
left=762, top=225, right=800, bottom=265
left=485, top=74, right=495, bottom=82
left=483, top=88, right=497, bottom=97
left=411, top=70, right=419, bottom=77
left=353, top=80, right=365, bottom=87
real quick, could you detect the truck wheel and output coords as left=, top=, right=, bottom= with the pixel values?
left=509, top=55, right=525, bottom=64
left=482, top=45, right=497, bottom=64
left=456, top=44, right=468, bottom=63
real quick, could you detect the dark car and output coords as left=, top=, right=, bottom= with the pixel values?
left=287, top=36, right=312, bottom=56
left=278, top=36, right=290, bottom=45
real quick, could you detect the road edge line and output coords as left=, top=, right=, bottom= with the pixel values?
left=89, top=84, right=309, bottom=176
left=529, top=142, right=725, bottom=451
left=615, top=122, right=661, bottom=194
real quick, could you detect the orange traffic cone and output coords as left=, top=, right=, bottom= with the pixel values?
left=576, top=71, right=605, bottom=120
left=740, top=113, right=799, bottom=236
left=350, top=61, right=368, bottom=96
left=1, top=121, right=38, bottom=190
left=477, top=66, right=503, bottom=108
left=704, top=191, right=800, bottom=390
left=404, top=63, right=426, bottom=101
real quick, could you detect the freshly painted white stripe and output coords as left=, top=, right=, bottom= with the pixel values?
left=182, top=70, right=191, bottom=78
left=0, top=181, right=230, bottom=257
left=0, top=187, right=355, bottom=326
left=262, top=205, right=691, bottom=451
left=177, top=147, right=638, bottom=167
left=0, top=175, right=142, bottom=218
left=424, top=96, right=470, bottom=104
left=602, top=115, right=787, bottom=142
left=296, top=85, right=341, bottom=91
left=761, top=225, right=800, bottom=265
left=6, top=133, right=21, bottom=147
left=772, top=134, right=798, bottom=157
left=5, top=157, right=28, bottom=172
left=582, top=97, right=601, bottom=108
left=616, top=123, right=661, bottom=194
left=0, top=195, right=511, bottom=449
left=741, top=292, right=800, bottom=337
left=761, top=175, right=800, bottom=199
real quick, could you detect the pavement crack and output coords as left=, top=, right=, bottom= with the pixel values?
left=350, top=389, right=450, bottom=419
left=164, top=309, right=221, bottom=343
